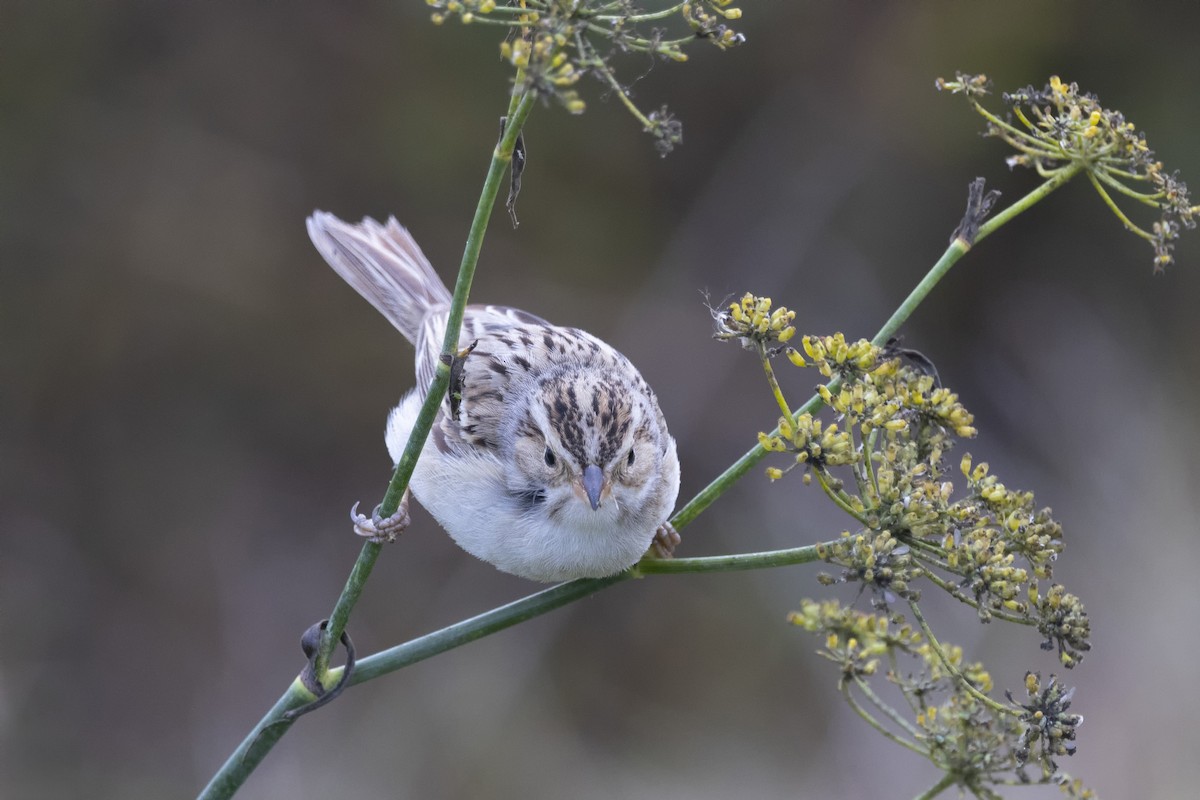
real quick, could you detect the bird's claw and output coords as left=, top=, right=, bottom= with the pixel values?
left=350, top=493, right=410, bottom=543
left=649, top=521, right=681, bottom=559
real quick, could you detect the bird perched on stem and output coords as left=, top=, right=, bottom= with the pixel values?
left=308, top=212, right=680, bottom=582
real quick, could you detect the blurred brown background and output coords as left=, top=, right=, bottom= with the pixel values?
left=4, top=2, right=1200, bottom=798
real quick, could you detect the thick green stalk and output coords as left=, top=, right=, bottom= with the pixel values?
left=199, top=542, right=822, bottom=796
left=332, top=543, right=824, bottom=687
left=197, top=89, right=536, bottom=800
left=974, top=162, right=1082, bottom=245
left=670, top=168, right=1080, bottom=530
left=314, top=89, right=538, bottom=675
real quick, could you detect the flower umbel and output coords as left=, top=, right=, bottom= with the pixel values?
left=789, top=601, right=1095, bottom=798
left=938, top=73, right=1197, bottom=270
left=720, top=292, right=1096, bottom=796
left=427, top=1, right=747, bottom=154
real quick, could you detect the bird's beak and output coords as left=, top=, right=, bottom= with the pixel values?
left=581, top=464, right=604, bottom=510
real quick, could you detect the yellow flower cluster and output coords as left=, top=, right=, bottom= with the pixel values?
left=714, top=293, right=796, bottom=349
left=759, top=412, right=856, bottom=470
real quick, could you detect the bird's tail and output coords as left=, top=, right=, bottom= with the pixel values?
left=307, top=211, right=452, bottom=344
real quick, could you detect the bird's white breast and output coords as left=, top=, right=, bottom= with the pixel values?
left=387, top=391, right=658, bottom=582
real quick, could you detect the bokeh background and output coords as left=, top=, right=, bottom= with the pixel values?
left=5, top=2, right=1200, bottom=798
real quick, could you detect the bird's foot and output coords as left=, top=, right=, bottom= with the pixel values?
left=649, top=521, right=681, bottom=559
left=350, top=492, right=410, bottom=543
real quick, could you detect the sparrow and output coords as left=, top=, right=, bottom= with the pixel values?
left=308, top=212, right=681, bottom=582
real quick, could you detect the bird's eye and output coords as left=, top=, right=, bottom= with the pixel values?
left=544, top=447, right=557, bottom=467
left=626, top=448, right=636, bottom=467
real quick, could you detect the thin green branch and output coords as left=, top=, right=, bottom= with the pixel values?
left=1032, top=160, right=1065, bottom=179
left=760, top=351, right=794, bottom=420
left=899, top=535, right=945, bottom=558
left=842, top=682, right=928, bottom=757
left=346, top=542, right=824, bottom=683
left=1100, top=163, right=1152, bottom=180
left=907, top=602, right=1016, bottom=718
left=462, top=15, right=525, bottom=26
left=814, top=469, right=869, bottom=524
left=1091, top=166, right=1163, bottom=207
left=312, top=543, right=827, bottom=694
left=912, top=562, right=1035, bottom=626
left=853, top=674, right=926, bottom=739
left=972, top=161, right=1083, bottom=245
left=590, top=50, right=656, bottom=129
left=989, top=129, right=1062, bottom=162
left=972, top=100, right=1057, bottom=153
left=195, top=683, right=313, bottom=800
left=596, top=2, right=687, bottom=23
left=484, top=3, right=547, bottom=13
left=913, top=772, right=959, bottom=800
left=351, top=573, right=632, bottom=685
left=582, top=20, right=693, bottom=51
left=672, top=167, right=1080, bottom=531
left=197, top=89, right=538, bottom=800
left=863, top=430, right=881, bottom=508
left=635, top=543, right=821, bottom=573
left=1087, top=171, right=1154, bottom=240
left=316, top=88, right=539, bottom=675
left=869, top=241, right=967, bottom=348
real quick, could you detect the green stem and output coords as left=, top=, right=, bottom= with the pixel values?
left=976, top=100, right=1054, bottom=152
left=596, top=2, right=687, bottom=23
left=345, top=543, right=824, bottom=685
left=666, top=391, right=824, bottom=529
left=871, top=164, right=1081, bottom=348
left=814, top=469, right=868, bottom=524
left=203, top=537, right=828, bottom=797
left=862, top=429, right=880, bottom=507
left=195, top=682, right=311, bottom=800
left=1091, top=168, right=1162, bottom=204
left=913, top=562, right=1034, bottom=626
left=590, top=50, right=656, bottom=129
left=635, top=543, right=820, bottom=573
left=907, top=602, right=1015, bottom=718
left=1088, top=170, right=1154, bottom=240
left=350, top=574, right=632, bottom=685
left=332, top=543, right=824, bottom=685
left=197, top=90, right=537, bottom=800
left=671, top=169, right=1080, bottom=532
left=912, top=772, right=959, bottom=800
left=973, top=162, right=1082, bottom=245
left=842, top=683, right=928, bottom=757
left=760, top=350, right=794, bottom=420
left=853, top=674, right=925, bottom=740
